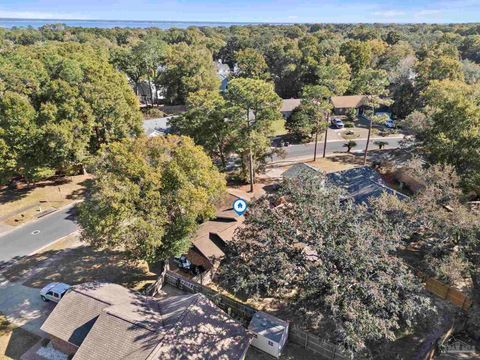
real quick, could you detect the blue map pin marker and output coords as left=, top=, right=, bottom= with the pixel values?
left=233, top=199, right=248, bottom=216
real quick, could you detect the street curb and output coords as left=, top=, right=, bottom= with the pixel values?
left=28, top=230, right=81, bottom=256
left=0, top=201, right=81, bottom=238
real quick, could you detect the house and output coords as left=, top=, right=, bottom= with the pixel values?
left=330, top=95, right=366, bottom=116
left=41, top=282, right=252, bottom=360
left=137, top=81, right=164, bottom=106
left=175, top=192, right=246, bottom=284
left=282, top=163, right=322, bottom=180
left=282, top=164, right=407, bottom=205
left=248, top=312, right=289, bottom=358
left=325, top=166, right=408, bottom=204
left=280, top=99, right=301, bottom=119
left=215, top=60, right=231, bottom=92
left=278, top=96, right=369, bottom=119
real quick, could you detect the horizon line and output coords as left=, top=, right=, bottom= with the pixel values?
left=1, top=17, right=479, bottom=25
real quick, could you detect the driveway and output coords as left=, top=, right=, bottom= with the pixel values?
left=0, top=277, right=54, bottom=337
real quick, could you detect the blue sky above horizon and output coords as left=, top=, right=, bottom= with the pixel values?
left=1, top=0, right=479, bottom=23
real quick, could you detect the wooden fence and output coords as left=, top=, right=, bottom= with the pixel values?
left=409, top=267, right=473, bottom=310
left=425, top=278, right=472, bottom=310
left=164, top=271, right=348, bottom=359
left=289, top=325, right=349, bottom=360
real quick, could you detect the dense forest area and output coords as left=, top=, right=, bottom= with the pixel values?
left=1, top=23, right=480, bottom=191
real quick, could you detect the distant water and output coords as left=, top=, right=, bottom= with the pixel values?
left=0, top=18, right=268, bottom=29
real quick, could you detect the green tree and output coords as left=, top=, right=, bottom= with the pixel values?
left=225, top=78, right=282, bottom=191
left=0, top=92, right=39, bottom=183
left=343, top=140, right=357, bottom=152
left=234, top=48, right=270, bottom=80
left=0, top=42, right=142, bottom=183
left=78, top=135, right=226, bottom=264
left=157, top=42, right=219, bottom=104
left=375, top=162, right=480, bottom=339
left=169, top=90, right=239, bottom=168
left=286, top=86, right=332, bottom=150
left=340, top=40, right=372, bottom=76
left=219, top=172, right=433, bottom=354
left=347, top=68, right=391, bottom=164
left=374, top=140, right=389, bottom=149
left=421, top=80, right=480, bottom=194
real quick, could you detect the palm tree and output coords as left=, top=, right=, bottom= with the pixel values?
left=374, top=140, right=389, bottom=149
left=343, top=140, right=357, bottom=153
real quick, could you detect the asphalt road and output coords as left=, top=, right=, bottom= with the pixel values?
left=0, top=204, right=79, bottom=265
left=272, top=136, right=404, bottom=161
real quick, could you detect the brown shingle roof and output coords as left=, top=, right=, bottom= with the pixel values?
left=331, top=95, right=366, bottom=109
left=280, top=99, right=301, bottom=113
left=42, top=283, right=251, bottom=360
left=75, top=293, right=249, bottom=359
left=40, top=283, right=139, bottom=347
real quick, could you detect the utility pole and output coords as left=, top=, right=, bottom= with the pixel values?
left=363, top=117, right=372, bottom=165
left=313, top=127, right=319, bottom=162
left=363, top=96, right=374, bottom=165
left=323, top=110, right=330, bottom=158
left=247, top=108, right=255, bottom=193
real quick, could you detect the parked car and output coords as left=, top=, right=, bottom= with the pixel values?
left=40, top=282, right=71, bottom=303
left=375, top=112, right=395, bottom=128
left=384, top=118, right=395, bottom=128
left=173, top=255, right=191, bottom=271
left=330, top=118, right=345, bottom=129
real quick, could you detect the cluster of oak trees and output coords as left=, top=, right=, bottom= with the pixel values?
left=1, top=23, right=480, bottom=191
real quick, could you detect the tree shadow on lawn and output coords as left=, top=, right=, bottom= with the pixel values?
left=0, top=177, right=91, bottom=208
left=3, top=245, right=158, bottom=291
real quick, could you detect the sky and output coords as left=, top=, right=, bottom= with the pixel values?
left=0, top=0, right=479, bottom=24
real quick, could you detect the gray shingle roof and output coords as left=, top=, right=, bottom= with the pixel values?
left=326, top=166, right=408, bottom=204
left=282, top=163, right=322, bottom=180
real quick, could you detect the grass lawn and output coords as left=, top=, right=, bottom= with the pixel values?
left=0, top=175, right=92, bottom=226
left=309, top=153, right=362, bottom=173
left=0, top=313, right=40, bottom=360
left=271, top=119, right=288, bottom=136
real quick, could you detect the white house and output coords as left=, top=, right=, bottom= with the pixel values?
left=248, top=311, right=289, bottom=358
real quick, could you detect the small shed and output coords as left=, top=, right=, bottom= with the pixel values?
left=248, top=311, right=289, bottom=358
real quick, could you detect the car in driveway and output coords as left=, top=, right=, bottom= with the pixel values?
left=40, top=282, right=71, bottom=303
left=330, top=118, right=345, bottom=129
left=173, top=255, right=192, bottom=271
left=375, top=112, right=395, bottom=128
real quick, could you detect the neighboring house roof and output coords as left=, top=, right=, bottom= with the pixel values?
left=280, top=99, right=301, bottom=113
left=282, top=163, right=322, bottom=180
left=326, top=166, right=408, bottom=204
left=42, top=283, right=251, bottom=360
left=330, top=95, right=366, bottom=109
left=192, top=232, right=225, bottom=261
left=282, top=164, right=407, bottom=205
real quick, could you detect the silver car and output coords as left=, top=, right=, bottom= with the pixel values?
left=40, top=282, right=71, bottom=303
